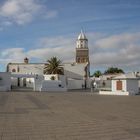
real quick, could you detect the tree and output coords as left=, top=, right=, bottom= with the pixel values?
left=104, top=67, right=124, bottom=74
left=93, top=70, right=102, bottom=77
left=44, top=57, right=64, bottom=75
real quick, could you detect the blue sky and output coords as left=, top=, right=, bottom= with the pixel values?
left=0, top=0, right=140, bottom=73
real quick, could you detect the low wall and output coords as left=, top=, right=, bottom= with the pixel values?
left=67, top=79, right=84, bottom=89
left=40, top=80, right=67, bottom=92
left=0, top=72, right=11, bottom=91
left=99, top=91, right=129, bottom=95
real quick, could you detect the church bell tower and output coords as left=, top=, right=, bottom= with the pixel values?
left=76, top=30, right=89, bottom=64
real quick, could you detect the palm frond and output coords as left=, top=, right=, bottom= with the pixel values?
left=44, top=57, right=64, bottom=75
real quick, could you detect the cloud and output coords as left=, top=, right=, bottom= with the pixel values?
left=0, top=32, right=140, bottom=72
left=0, top=0, right=57, bottom=26
left=90, top=32, right=140, bottom=71
left=0, top=36, right=75, bottom=65
left=27, top=36, right=75, bottom=62
left=0, top=48, right=26, bottom=63
left=95, top=32, right=140, bottom=49
left=39, top=36, right=75, bottom=48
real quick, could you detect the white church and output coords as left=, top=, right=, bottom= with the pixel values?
left=2, top=31, right=90, bottom=91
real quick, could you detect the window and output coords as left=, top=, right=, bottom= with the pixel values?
left=12, top=69, right=16, bottom=72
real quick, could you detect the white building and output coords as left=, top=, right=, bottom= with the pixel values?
left=99, top=72, right=140, bottom=95
left=6, top=31, right=90, bottom=91
left=0, top=72, right=11, bottom=91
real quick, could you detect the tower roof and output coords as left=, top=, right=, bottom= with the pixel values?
left=78, top=30, right=87, bottom=40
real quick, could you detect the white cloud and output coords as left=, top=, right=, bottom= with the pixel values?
left=0, top=0, right=57, bottom=26
left=28, top=36, right=75, bottom=62
left=0, top=36, right=75, bottom=66
left=89, top=32, right=140, bottom=71
left=0, top=48, right=26, bottom=63
left=95, top=32, right=140, bottom=49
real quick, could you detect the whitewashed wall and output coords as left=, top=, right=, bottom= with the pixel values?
left=67, top=79, right=84, bottom=89
left=64, top=63, right=86, bottom=79
left=126, top=80, right=139, bottom=94
left=44, top=74, right=66, bottom=88
left=41, top=80, right=67, bottom=92
left=0, top=72, right=11, bottom=91
left=112, top=79, right=139, bottom=95
left=8, top=64, right=44, bottom=75
left=11, top=77, right=17, bottom=86
left=34, top=75, right=44, bottom=91
left=44, top=75, right=59, bottom=80
left=26, top=78, right=34, bottom=88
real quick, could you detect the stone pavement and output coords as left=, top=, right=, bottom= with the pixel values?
left=0, top=91, right=140, bottom=140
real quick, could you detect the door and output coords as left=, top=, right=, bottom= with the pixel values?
left=23, top=78, right=26, bottom=87
left=116, top=80, right=122, bottom=90
left=17, top=78, right=20, bottom=87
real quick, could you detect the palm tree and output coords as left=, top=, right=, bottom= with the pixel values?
left=44, top=57, right=64, bottom=75
left=93, top=70, right=102, bottom=77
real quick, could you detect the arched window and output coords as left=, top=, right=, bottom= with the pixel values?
left=12, top=69, right=16, bottom=72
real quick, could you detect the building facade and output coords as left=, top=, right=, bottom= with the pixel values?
left=7, top=31, right=90, bottom=90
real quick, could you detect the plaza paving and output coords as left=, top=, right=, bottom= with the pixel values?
left=0, top=91, right=140, bottom=140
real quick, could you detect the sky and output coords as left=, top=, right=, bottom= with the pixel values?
left=0, top=0, right=140, bottom=74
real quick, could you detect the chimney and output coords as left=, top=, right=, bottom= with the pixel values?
left=24, top=57, right=29, bottom=64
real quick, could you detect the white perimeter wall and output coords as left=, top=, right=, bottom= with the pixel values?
left=0, top=72, right=11, bottom=91
left=11, top=78, right=17, bottom=86
left=127, top=80, right=139, bottom=94
left=44, top=74, right=66, bottom=88
left=67, top=79, right=84, bottom=89
left=41, top=80, right=67, bottom=92
left=99, top=91, right=129, bottom=96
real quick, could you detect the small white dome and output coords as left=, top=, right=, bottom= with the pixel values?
left=78, top=30, right=87, bottom=40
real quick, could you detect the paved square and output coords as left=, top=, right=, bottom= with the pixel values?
left=0, top=91, right=140, bottom=140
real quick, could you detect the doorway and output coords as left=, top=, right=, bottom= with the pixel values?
left=116, top=80, right=122, bottom=90
left=23, top=78, right=26, bottom=87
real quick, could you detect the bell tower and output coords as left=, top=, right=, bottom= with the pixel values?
left=76, top=30, right=89, bottom=63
